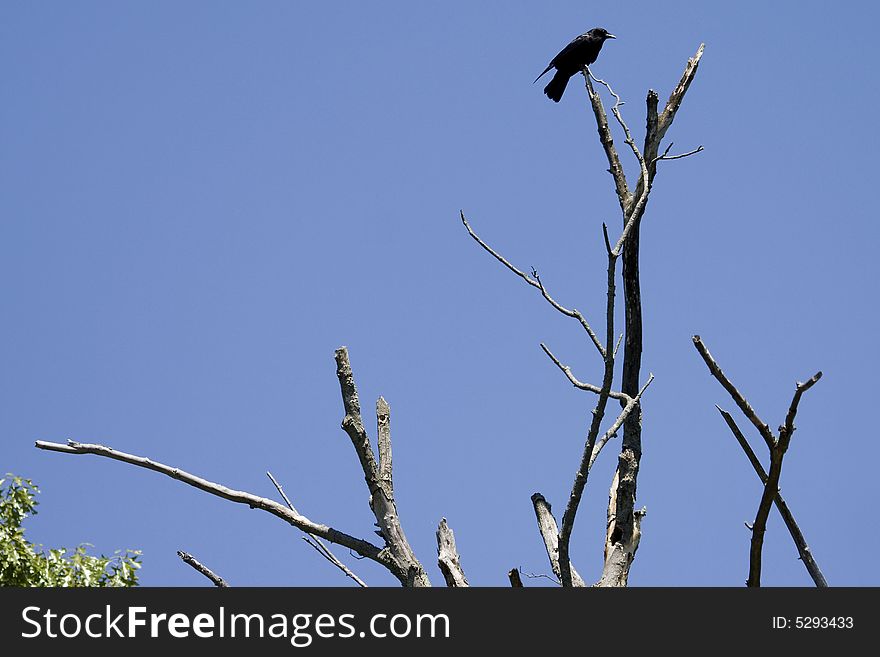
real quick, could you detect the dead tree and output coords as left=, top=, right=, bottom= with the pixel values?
left=35, top=41, right=824, bottom=589
left=35, top=46, right=710, bottom=589
left=461, top=45, right=704, bottom=586
left=36, top=347, right=469, bottom=587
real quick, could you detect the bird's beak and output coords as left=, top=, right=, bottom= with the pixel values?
left=606, top=33, right=616, bottom=39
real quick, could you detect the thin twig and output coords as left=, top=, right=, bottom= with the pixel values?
left=267, top=471, right=367, bottom=587
left=521, top=570, right=561, bottom=586
left=653, top=142, right=704, bottom=163
left=460, top=211, right=606, bottom=357
left=539, top=342, right=630, bottom=402
left=177, top=550, right=229, bottom=587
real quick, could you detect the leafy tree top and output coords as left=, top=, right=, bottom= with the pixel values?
left=0, top=474, right=140, bottom=587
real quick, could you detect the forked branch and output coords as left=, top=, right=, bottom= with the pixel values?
left=334, top=347, right=430, bottom=586
left=747, top=372, right=822, bottom=587
left=693, top=335, right=824, bottom=586
left=715, top=408, right=827, bottom=587
left=36, top=347, right=431, bottom=587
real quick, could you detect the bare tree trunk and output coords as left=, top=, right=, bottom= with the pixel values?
left=462, top=45, right=704, bottom=588
left=586, top=46, right=705, bottom=586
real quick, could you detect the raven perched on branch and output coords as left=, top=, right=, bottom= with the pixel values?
left=535, top=28, right=616, bottom=102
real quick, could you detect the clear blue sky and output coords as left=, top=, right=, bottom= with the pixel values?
left=2, top=1, right=877, bottom=586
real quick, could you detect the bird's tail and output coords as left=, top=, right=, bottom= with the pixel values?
left=534, top=64, right=553, bottom=84
left=543, top=70, right=569, bottom=102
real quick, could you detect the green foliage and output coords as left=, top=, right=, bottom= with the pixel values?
left=0, top=474, right=141, bottom=587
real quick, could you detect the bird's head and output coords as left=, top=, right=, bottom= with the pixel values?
left=591, top=27, right=616, bottom=41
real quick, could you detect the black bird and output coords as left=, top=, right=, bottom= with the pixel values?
left=535, top=28, right=616, bottom=102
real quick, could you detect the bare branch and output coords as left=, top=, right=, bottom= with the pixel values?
left=267, top=471, right=367, bottom=588
left=507, top=568, right=524, bottom=588
left=558, top=375, right=612, bottom=587
left=530, top=493, right=585, bottom=587
left=335, top=347, right=381, bottom=484
left=585, top=70, right=652, bottom=259
left=177, top=550, right=229, bottom=587
left=698, top=340, right=823, bottom=586
left=635, top=43, right=706, bottom=216
left=715, top=407, right=827, bottom=587
left=436, top=518, right=469, bottom=587
left=747, top=455, right=783, bottom=587
left=586, top=376, right=652, bottom=473
left=779, top=372, right=823, bottom=451
left=571, top=373, right=656, bottom=521
left=658, top=44, right=706, bottom=137
left=606, top=375, right=654, bottom=440
left=555, top=227, right=653, bottom=587
left=583, top=70, right=631, bottom=212
left=300, top=536, right=369, bottom=588
left=587, top=70, right=631, bottom=145
left=460, top=211, right=605, bottom=356
left=34, top=439, right=399, bottom=575
left=653, top=143, right=704, bottom=163
left=714, top=409, right=766, bottom=485
left=539, top=342, right=630, bottom=402
left=266, top=471, right=298, bottom=511
left=334, top=347, right=430, bottom=587
left=588, top=435, right=614, bottom=472
left=692, top=335, right=776, bottom=449
left=521, top=571, right=561, bottom=586
left=585, top=67, right=650, bottom=215
left=748, top=372, right=823, bottom=587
